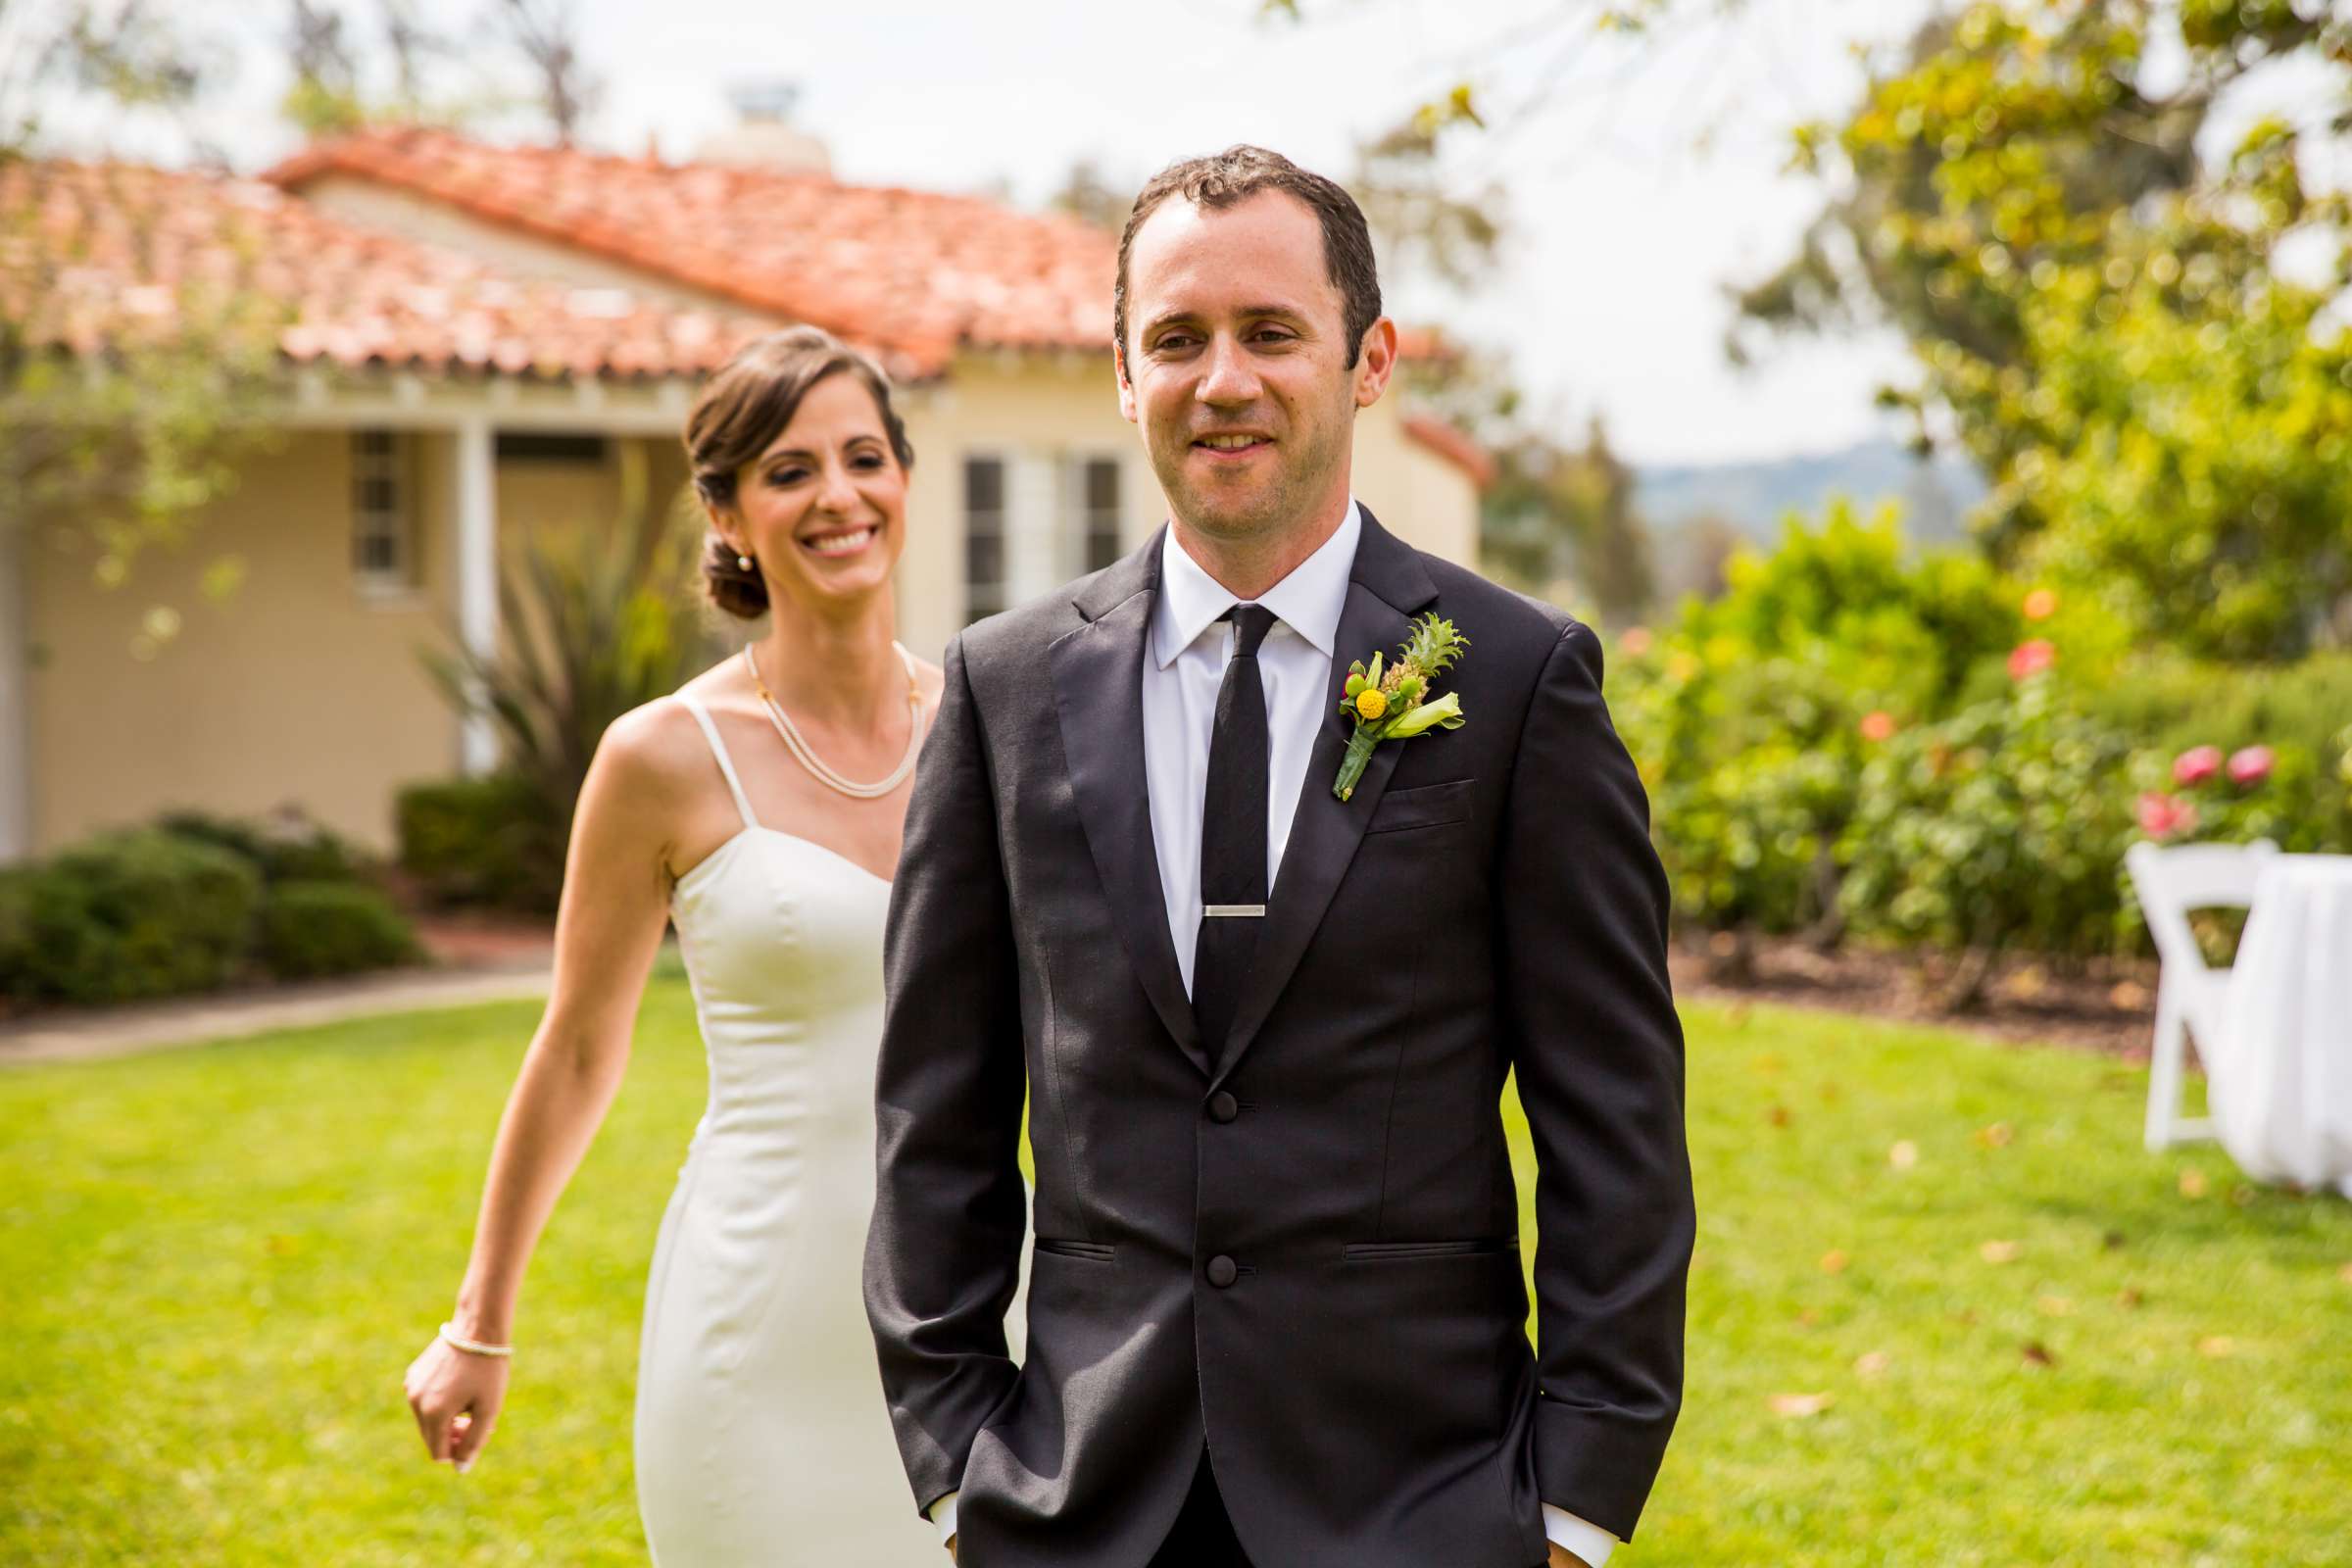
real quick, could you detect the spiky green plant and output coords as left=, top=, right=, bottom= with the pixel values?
left=420, top=445, right=713, bottom=841
left=1333, top=612, right=1471, bottom=800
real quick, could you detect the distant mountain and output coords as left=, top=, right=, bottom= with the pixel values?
left=1636, top=438, right=1987, bottom=548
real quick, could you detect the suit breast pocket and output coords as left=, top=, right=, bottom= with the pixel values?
left=1363, top=778, right=1474, bottom=836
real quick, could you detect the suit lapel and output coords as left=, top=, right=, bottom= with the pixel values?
left=1048, top=531, right=1211, bottom=1078
left=1211, top=509, right=1438, bottom=1089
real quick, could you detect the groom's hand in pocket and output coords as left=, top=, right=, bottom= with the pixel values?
left=404, top=1335, right=510, bottom=1474
left=1546, top=1545, right=1593, bottom=1568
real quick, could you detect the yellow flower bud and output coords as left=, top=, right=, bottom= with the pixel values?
left=1355, top=688, right=1389, bottom=720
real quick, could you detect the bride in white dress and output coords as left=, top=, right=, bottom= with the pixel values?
left=405, top=326, right=963, bottom=1563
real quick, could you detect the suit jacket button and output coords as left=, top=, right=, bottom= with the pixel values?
left=1207, top=1091, right=1239, bottom=1123
left=1206, top=1254, right=1239, bottom=1288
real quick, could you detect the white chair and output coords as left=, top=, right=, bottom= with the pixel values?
left=2124, top=839, right=2278, bottom=1152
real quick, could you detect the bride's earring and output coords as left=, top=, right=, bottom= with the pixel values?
left=737, top=553, right=755, bottom=571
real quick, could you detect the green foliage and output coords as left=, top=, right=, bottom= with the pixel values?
left=1613, top=502, right=2030, bottom=936
left=1743, top=0, right=2352, bottom=661
left=154, top=808, right=371, bottom=886
left=253, top=880, right=422, bottom=980
left=421, top=450, right=708, bottom=863
left=1, top=160, right=289, bottom=622
left=2085, top=653, right=2352, bottom=855
left=1479, top=416, right=1658, bottom=624
left=393, top=772, right=564, bottom=914
left=2, top=828, right=262, bottom=1004
left=1838, top=675, right=2141, bottom=975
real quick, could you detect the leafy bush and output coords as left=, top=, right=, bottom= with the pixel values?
left=395, top=773, right=564, bottom=913
left=3, top=830, right=263, bottom=1004
left=255, top=881, right=422, bottom=979
left=2080, top=654, right=2352, bottom=856
left=1837, top=673, right=2141, bottom=1003
left=421, top=451, right=710, bottom=869
left=1613, top=502, right=2048, bottom=942
left=154, top=808, right=371, bottom=885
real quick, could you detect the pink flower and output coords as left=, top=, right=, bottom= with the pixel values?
left=2008, top=639, right=2056, bottom=680
left=2136, top=792, right=2198, bottom=840
left=2173, top=746, right=2222, bottom=787
left=2227, top=745, right=2274, bottom=787
left=1619, top=626, right=1654, bottom=657
left=1859, top=710, right=1897, bottom=743
left=2022, top=587, right=2059, bottom=621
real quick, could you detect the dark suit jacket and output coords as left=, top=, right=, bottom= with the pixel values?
left=864, top=509, right=1693, bottom=1568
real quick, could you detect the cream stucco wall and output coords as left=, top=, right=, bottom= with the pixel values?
left=28, top=430, right=457, bottom=854
left=25, top=427, right=690, bottom=855
left=21, top=354, right=1477, bottom=858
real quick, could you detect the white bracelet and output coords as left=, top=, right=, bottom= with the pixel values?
left=438, top=1320, right=514, bottom=1358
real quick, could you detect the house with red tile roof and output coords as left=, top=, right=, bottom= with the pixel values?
left=2, top=130, right=1490, bottom=858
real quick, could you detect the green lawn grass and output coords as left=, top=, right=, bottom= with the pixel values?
left=4, top=983, right=2348, bottom=1564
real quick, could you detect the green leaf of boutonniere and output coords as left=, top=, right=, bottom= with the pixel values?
left=1332, top=612, right=1471, bottom=801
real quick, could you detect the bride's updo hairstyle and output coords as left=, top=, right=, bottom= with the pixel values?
left=684, top=325, right=917, bottom=619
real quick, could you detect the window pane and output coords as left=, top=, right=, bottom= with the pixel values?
left=1086, top=522, right=1120, bottom=572
left=1086, top=459, right=1119, bottom=512
left=964, top=457, right=1004, bottom=512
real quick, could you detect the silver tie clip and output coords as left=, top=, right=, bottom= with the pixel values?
left=1202, top=904, right=1267, bottom=918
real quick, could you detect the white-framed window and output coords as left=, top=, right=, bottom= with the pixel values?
left=1072, top=455, right=1123, bottom=575
left=964, top=454, right=1007, bottom=623
left=351, top=429, right=416, bottom=593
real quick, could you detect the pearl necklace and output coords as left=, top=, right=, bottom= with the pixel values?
left=741, top=641, right=926, bottom=800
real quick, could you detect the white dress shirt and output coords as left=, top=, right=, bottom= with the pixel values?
left=930, top=501, right=1617, bottom=1568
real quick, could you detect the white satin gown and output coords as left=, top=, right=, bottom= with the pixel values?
left=632, top=693, right=938, bottom=1564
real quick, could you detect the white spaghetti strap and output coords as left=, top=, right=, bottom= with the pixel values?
left=676, top=695, right=760, bottom=830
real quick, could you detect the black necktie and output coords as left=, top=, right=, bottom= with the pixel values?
left=1194, top=604, right=1276, bottom=1069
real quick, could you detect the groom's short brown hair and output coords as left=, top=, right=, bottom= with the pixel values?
left=1113, top=145, right=1383, bottom=369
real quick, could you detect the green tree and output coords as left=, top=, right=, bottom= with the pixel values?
left=1739, top=0, right=2352, bottom=660
left=1, top=5, right=285, bottom=640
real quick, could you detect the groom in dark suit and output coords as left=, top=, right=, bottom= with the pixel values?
left=865, top=146, right=1693, bottom=1568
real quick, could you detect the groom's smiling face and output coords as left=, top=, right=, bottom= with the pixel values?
left=1118, top=189, right=1394, bottom=555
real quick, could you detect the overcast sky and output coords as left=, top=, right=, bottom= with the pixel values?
left=26, top=0, right=1954, bottom=466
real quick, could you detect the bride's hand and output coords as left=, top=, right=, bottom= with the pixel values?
left=405, top=1335, right=510, bottom=1473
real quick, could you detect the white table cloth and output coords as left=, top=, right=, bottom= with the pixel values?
left=2215, top=854, right=2352, bottom=1198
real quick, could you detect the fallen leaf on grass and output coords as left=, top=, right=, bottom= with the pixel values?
left=1853, top=1351, right=1890, bottom=1379
left=2230, top=1184, right=2257, bottom=1207
left=2102, top=1230, right=2128, bottom=1250
left=1767, top=1104, right=1792, bottom=1127
left=2197, top=1336, right=2235, bottom=1358
left=1981, top=1240, right=2022, bottom=1264
left=2037, top=1296, right=2074, bottom=1316
left=1795, top=1308, right=1821, bottom=1327
left=2021, top=1342, right=2056, bottom=1368
left=1888, top=1140, right=1919, bottom=1170
left=2179, top=1169, right=2210, bottom=1199
left=1768, top=1393, right=1834, bottom=1418
left=2118, top=1288, right=2145, bottom=1308
left=1976, top=1122, right=2014, bottom=1150
left=1819, top=1250, right=1849, bottom=1275
left=2339, top=1263, right=2352, bottom=1286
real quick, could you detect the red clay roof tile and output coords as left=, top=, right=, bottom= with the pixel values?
left=3, top=159, right=817, bottom=381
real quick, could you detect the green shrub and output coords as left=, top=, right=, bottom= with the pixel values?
left=1837, top=674, right=2141, bottom=997
left=154, top=808, right=371, bottom=885
left=4, top=830, right=263, bottom=1004
left=255, top=881, right=422, bottom=979
left=395, top=773, right=564, bottom=913
left=0, top=867, right=34, bottom=1004
left=2080, top=653, right=2352, bottom=855
left=1615, top=502, right=2063, bottom=941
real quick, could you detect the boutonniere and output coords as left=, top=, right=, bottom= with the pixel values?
left=1332, top=612, right=1470, bottom=801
